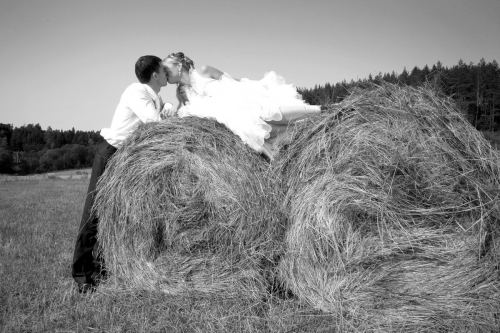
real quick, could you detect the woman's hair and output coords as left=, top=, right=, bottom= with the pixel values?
left=176, top=84, right=190, bottom=107
left=164, top=52, right=195, bottom=71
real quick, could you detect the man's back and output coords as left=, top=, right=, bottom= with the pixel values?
left=101, top=83, right=161, bottom=147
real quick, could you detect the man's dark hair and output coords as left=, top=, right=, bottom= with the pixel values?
left=135, top=55, right=162, bottom=84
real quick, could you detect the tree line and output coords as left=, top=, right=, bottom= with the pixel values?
left=0, top=123, right=103, bottom=174
left=299, top=58, right=500, bottom=131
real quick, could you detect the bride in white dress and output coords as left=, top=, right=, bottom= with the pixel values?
left=163, top=52, right=321, bottom=159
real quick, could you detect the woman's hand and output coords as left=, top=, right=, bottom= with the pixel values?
left=160, top=102, right=176, bottom=119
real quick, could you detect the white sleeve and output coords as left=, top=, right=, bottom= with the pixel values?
left=127, top=87, right=161, bottom=123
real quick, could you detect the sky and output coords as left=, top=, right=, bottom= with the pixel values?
left=1, top=0, right=499, bottom=131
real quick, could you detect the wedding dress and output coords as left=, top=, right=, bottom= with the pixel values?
left=177, top=69, right=316, bottom=153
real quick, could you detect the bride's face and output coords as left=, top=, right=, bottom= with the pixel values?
left=163, top=61, right=181, bottom=84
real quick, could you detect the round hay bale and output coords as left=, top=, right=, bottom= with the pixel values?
left=94, top=117, right=287, bottom=298
left=274, top=83, right=500, bottom=332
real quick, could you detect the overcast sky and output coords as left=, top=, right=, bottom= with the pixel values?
left=1, top=0, right=499, bottom=131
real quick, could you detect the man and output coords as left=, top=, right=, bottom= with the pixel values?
left=72, top=55, right=174, bottom=293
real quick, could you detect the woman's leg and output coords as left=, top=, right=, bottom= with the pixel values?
left=268, top=123, right=291, bottom=139
left=268, top=105, right=321, bottom=125
left=259, top=105, right=320, bottom=159
left=261, top=142, right=276, bottom=160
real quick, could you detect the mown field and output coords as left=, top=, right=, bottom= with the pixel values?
left=0, top=168, right=92, bottom=181
left=0, top=178, right=338, bottom=333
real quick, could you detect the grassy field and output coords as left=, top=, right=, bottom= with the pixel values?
left=0, top=168, right=92, bottom=181
left=0, top=178, right=337, bottom=333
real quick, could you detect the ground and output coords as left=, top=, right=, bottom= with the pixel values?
left=0, top=177, right=336, bottom=333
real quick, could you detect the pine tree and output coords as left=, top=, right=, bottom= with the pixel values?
left=399, top=67, right=409, bottom=85
left=421, top=65, right=430, bottom=82
left=0, top=137, right=8, bottom=149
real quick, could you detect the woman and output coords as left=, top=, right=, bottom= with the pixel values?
left=163, top=52, right=321, bottom=159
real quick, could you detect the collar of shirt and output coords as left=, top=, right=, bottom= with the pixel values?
left=143, top=84, right=160, bottom=103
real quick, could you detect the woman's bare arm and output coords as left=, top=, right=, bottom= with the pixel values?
left=198, top=65, right=224, bottom=79
left=198, top=65, right=240, bottom=81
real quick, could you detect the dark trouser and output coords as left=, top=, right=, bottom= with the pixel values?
left=72, top=141, right=117, bottom=285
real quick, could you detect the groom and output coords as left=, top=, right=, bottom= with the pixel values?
left=72, top=55, right=174, bottom=293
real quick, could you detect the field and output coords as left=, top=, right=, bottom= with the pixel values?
left=0, top=177, right=337, bottom=333
left=0, top=169, right=92, bottom=181
left=3, top=84, right=500, bottom=332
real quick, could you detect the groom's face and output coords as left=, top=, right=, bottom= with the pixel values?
left=157, top=64, right=169, bottom=87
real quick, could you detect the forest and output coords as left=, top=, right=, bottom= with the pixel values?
left=1, top=58, right=499, bottom=175
left=299, top=58, right=500, bottom=131
left=0, top=124, right=102, bottom=174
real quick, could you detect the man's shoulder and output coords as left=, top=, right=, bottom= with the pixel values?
left=121, top=83, right=152, bottom=101
left=123, top=82, right=147, bottom=93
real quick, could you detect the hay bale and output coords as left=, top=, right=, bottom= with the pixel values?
left=46, top=173, right=56, bottom=179
left=75, top=171, right=88, bottom=177
left=274, top=83, right=500, bottom=332
left=94, top=117, right=286, bottom=298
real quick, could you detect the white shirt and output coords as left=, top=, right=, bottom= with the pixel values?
left=100, top=83, right=172, bottom=147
